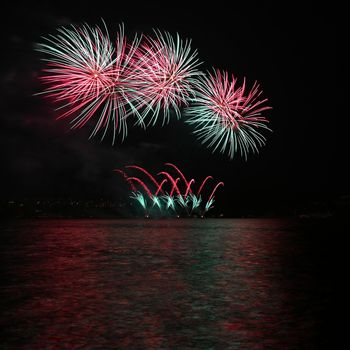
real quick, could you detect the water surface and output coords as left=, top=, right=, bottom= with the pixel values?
left=0, top=218, right=333, bottom=349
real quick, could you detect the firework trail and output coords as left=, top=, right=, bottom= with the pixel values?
left=164, top=163, right=192, bottom=195
left=204, top=197, right=215, bottom=213
left=197, top=176, right=213, bottom=196
left=37, top=23, right=144, bottom=143
left=158, top=172, right=181, bottom=196
left=169, top=178, right=181, bottom=197
left=189, top=193, right=202, bottom=214
left=114, top=169, right=137, bottom=191
left=125, top=165, right=164, bottom=194
left=184, top=179, right=195, bottom=197
left=130, top=192, right=147, bottom=210
left=127, top=177, right=153, bottom=198
left=209, top=181, right=224, bottom=201
left=176, top=194, right=189, bottom=209
left=116, top=163, right=224, bottom=217
left=185, top=69, right=272, bottom=159
left=131, top=30, right=202, bottom=126
left=155, top=179, right=168, bottom=196
left=162, top=194, right=176, bottom=211
left=152, top=196, right=162, bottom=209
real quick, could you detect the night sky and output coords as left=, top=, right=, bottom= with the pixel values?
left=0, top=1, right=342, bottom=216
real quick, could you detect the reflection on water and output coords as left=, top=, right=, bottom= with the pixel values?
left=0, top=219, right=333, bottom=349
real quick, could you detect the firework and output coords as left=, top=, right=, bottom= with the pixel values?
left=185, top=69, right=272, bottom=159
left=189, top=193, right=202, bottom=214
left=158, top=171, right=181, bottom=196
left=37, top=23, right=143, bottom=142
left=164, top=163, right=192, bottom=195
left=155, top=179, right=168, bottom=196
left=169, top=178, right=181, bottom=197
left=209, top=181, right=224, bottom=201
left=197, top=176, right=213, bottom=196
left=184, top=179, right=195, bottom=197
left=130, top=191, right=147, bottom=210
left=37, top=22, right=273, bottom=157
left=113, top=169, right=136, bottom=191
left=131, top=30, right=202, bottom=126
left=125, top=165, right=162, bottom=192
left=127, top=177, right=153, bottom=198
left=115, top=163, right=223, bottom=217
left=152, top=196, right=162, bottom=210
left=162, top=194, right=177, bottom=211
left=204, top=197, right=215, bottom=214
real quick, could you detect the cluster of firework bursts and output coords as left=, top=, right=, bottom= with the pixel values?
left=37, top=22, right=272, bottom=159
left=115, top=163, right=224, bottom=218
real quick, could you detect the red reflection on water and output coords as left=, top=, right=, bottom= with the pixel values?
left=217, top=219, right=321, bottom=349
left=1, top=220, right=194, bottom=348
left=1, top=219, right=329, bottom=349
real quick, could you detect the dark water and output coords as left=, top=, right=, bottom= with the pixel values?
left=0, top=218, right=334, bottom=349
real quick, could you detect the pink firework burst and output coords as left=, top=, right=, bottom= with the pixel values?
left=37, top=23, right=143, bottom=143
left=131, top=30, right=202, bottom=126
left=185, top=69, right=272, bottom=159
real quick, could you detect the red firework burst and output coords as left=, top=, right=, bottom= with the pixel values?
left=37, top=23, right=144, bottom=142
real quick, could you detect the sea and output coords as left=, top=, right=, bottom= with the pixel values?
left=0, top=218, right=336, bottom=349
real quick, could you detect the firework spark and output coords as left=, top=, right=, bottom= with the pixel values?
left=209, top=181, right=224, bottom=201
left=114, top=169, right=137, bottom=191
left=204, top=197, right=215, bottom=213
left=130, top=191, right=147, bottom=210
left=184, top=179, right=195, bottom=197
left=162, top=194, right=177, bottom=211
left=155, top=179, right=168, bottom=196
left=158, top=171, right=181, bottom=196
left=152, top=196, right=162, bottom=209
left=115, top=164, right=223, bottom=217
left=37, top=23, right=144, bottom=143
left=131, top=30, right=202, bottom=126
left=197, top=176, right=213, bottom=196
left=164, top=163, right=192, bottom=195
left=37, top=22, right=273, bottom=156
left=126, top=165, right=162, bottom=192
left=189, top=194, right=202, bottom=213
left=127, top=177, right=153, bottom=198
left=169, top=178, right=181, bottom=197
left=185, top=69, right=272, bottom=159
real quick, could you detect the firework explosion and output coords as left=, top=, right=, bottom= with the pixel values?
left=37, top=22, right=272, bottom=159
left=114, top=164, right=224, bottom=218
left=185, top=70, right=272, bottom=159
left=37, top=23, right=200, bottom=140
left=37, top=24, right=148, bottom=143
left=130, top=30, right=202, bottom=126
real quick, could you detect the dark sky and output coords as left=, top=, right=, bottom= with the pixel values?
left=0, top=1, right=342, bottom=214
